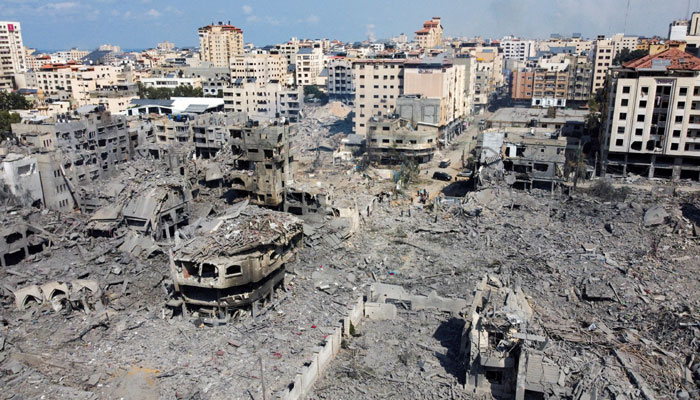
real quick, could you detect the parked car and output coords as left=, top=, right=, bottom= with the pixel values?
left=432, top=171, right=452, bottom=181
left=455, top=169, right=474, bottom=181
left=438, top=159, right=451, bottom=168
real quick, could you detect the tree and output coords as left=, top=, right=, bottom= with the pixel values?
left=0, top=91, right=31, bottom=111
left=136, top=82, right=204, bottom=99
left=613, top=48, right=648, bottom=66
left=0, top=110, right=21, bottom=141
left=303, top=85, right=328, bottom=104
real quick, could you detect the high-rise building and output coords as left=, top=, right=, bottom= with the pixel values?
left=603, top=44, right=700, bottom=181
left=415, top=17, right=443, bottom=49
left=352, top=59, right=405, bottom=135
left=0, top=21, right=27, bottom=91
left=198, top=24, right=244, bottom=67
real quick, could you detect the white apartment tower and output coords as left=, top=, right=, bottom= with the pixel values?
left=0, top=21, right=27, bottom=91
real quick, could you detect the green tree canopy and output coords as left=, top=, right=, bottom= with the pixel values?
left=0, top=91, right=31, bottom=111
left=136, top=82, right=203, bottom=99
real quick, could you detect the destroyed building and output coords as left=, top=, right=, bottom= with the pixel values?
left=9, top=106, right=132, bottom=211
left=367, top=117, right=439, bottom=164
left=477, top=128, right=567, bottom=190
left=486, top=107, right=589, bottom=152
left=0, top=207, right=51, bottom=267
left=461, top=276, right=564, bottom=400
left=170, top=202, right=303, bottom=313
left=226, top=120, right=295, bottom=207
left=84, top=160, right=193, bottom=240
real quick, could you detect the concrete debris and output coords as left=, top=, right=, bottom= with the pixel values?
left=0, top=102, right=698, bottom=400
left=644, top=205, right=669, bottom=227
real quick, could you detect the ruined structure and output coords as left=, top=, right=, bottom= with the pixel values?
left=367, top=117, right=439, bottom=164
left=226, top=120, right=294, bottom=207
left=170, top=202, right=303, bottom=313
left=461, top=276, right=564, bottom=400
left=478, top=128, right=567, bottom=190
left=0, top=210, right=50, bottom=267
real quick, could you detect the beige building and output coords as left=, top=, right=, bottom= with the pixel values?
left=592, top=34, right=639, bottom=93
left=89, top=83, right=138, bottom=114
left=230, top=53, right=285, bottom=84
left=352, top=59, right=405, bottom=135
left=603, top=45, right=700, bottom=181
left=27, top=64, right=120, bottom=106
left=223, top=81, right=302, bottom=122
left=367, top=118, right=439, bottom=164
left=415, top=17, right=443, bottom=49
left=403, top=60, right=467, bottom=126
left=295, top=45, right=326, bottom=86
left=271, top=37, right=300, bottom=66
left=538, top=36, right=593, bottom=56
left=198, top=24, right=244, bottom=67
left=55, top=48, right=89, bottom=62
left=0, top=21, right=27, bottom=91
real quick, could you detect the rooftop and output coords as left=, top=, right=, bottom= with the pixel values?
left=623, top=47, right=700, bottom=71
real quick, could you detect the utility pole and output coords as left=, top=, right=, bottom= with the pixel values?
left=259, top=356, right=267, bottom=400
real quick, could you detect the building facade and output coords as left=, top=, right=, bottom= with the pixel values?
left=603, top=46, right=700, bottom=181
left=326, top=57, right=354, bottom=101
left=0, top=21, right=27, bottom=91
left=198, top=24, right=244, bottom=67
left=352, top=59, right=405, bottom=135
left=415, top=17, right=443, bottom=49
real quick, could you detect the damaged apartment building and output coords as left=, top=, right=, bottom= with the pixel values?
left=151, top=112, right=247, bottom=159
left=169, top=202, right=303, bottom=315
left=478, top=127, right=567, bottom=190
left=367, top=117, right=439, bottom=164
left=11, top=105, right=132, bottom=212
left=461, top=276, right=566, bottom=400
left=223, top=120, right=295, bottom=208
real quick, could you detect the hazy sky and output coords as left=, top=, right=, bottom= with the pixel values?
left=2, top=0, right=697, bottom=50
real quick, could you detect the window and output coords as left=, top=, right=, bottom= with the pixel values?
left=617, top=126, right=625, bottom=134
left=622, top=86, right=630, bottom=94
left=676, top=115, right=683, bottom=123
left=673, top=130, right=681, bottom=137
left=615, top=139, right=624, bottom=146
left=635, top=128, right=643, bottom=136
left=671, top=143, right=679, bottom=150
left=639, top=100, right=647, bottom=108
left=641, top=86, right=649, bottom=95
left=680, top=87, right=688, bottom=96
left=621, top=99, right=628, bottom=106
left=619, top=112, right=627, bottom=120
left=637, top=114, right=645, bottom=122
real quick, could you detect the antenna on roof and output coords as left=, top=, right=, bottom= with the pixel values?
left=623, top=0, right=631, bottom=34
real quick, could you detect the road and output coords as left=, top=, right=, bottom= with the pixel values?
left=409, top=111, right=492, bottom=201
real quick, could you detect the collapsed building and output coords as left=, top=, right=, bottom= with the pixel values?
left=83, top=160, right=193, bottom=240
left=169, top=202, right=303, bottom=314
left=367, top=117, right=439, bottom=164
left=461, top=276, right=565, bottom=400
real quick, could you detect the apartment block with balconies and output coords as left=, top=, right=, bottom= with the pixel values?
left=603, top=45, right=700, bottom=181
